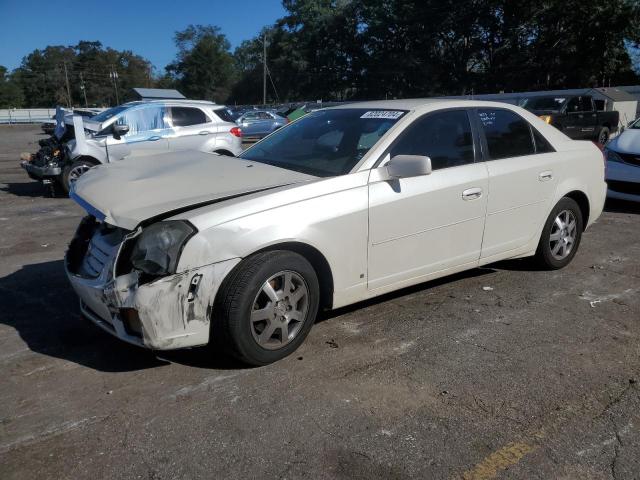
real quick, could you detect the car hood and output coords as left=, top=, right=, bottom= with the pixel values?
left=609, top=128, right=640, bottom=154
left=71, top=151, right=317, bottom=230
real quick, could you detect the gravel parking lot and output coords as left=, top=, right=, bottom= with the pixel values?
left=1, top=124, right=639, bottom=479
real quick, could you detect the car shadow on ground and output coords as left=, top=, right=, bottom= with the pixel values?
left=604, top=198, right=640, bottom=215
left=0, top=181, right=52, bottom=198
left=0, top=258, right=554, bottom=372
left=0, top=260, right=244, bottom=373
left=317, top=267, right=497, bottom=322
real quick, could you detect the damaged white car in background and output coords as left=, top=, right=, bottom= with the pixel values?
left=66, top=99, right=606, bottom=365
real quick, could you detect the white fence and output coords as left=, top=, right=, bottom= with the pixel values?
left=0, top=109, right=56, bottom=124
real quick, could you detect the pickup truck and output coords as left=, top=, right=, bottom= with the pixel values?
left=522, top=94, right=618, bottom=144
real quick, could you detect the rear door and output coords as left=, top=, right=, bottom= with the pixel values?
left=476, top=108, right=559, bottom=260
left=168, top=106, right=215, bottom=152
left=105, top=105, right=170, bottom=161
left=367, top=109, right=489, bottom=290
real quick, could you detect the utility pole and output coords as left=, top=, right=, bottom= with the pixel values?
left=263, top=34, right=267, bottom=106
left=79, top=72, right=88, bottom=107
left=63, top=62, right=72, bottom=107
left=110, top=66, right=120, bottom=105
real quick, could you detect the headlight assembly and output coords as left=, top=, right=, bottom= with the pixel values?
left=130, top=221, right=196, bottom=276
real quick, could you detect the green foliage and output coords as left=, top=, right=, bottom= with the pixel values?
left=11, top=41, right=154, bottom=107
left=5, top=0, right=640, bottom=107
left=231, top=0, right=640, bottom=102
left=166, top=25, right=236, bottom=102
left=0, top=66, right=25, bottom=108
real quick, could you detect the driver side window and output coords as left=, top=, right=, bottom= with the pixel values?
left=390, top=110, right=475, bottom=170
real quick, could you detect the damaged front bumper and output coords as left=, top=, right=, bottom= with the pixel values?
left=65, top=218, right=239, bottom=350
left=21, top=160, right=62, bottom=180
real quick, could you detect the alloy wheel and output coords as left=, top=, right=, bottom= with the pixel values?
left=549, top=209, right=577, bottom=260
left=68, top=164, right=91, bottom=183
left=250, top=270, right=309, bottom=350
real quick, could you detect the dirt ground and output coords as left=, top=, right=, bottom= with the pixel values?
left=1, top=124, right=639, bottom=480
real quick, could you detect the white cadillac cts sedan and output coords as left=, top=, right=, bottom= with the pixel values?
left=66, top=99, right=606, bottom=365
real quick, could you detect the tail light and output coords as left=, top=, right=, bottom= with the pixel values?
left=230, top=127, right=242, bottom=138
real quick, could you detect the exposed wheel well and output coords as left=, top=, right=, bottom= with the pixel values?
left=73, top=156, right=100, bottom=166
left=258, top=242, right=334, bottom=310
left=213, top=149, right=234, bottom=157
left=564, top=190, right=590, bottom=229
left=601, top=123, right=611, bottom=131
left=218, top=242, right=334, bottom=311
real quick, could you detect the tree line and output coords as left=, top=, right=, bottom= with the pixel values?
left=1, top=0, right=639, bottom=109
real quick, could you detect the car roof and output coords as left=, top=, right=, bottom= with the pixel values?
left=329, top=98, right=524, bottom=111
left=122, top=99, right=226, bottom=109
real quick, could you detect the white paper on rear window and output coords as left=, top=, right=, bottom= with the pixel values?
left=360, top=111, right=404, bottom=120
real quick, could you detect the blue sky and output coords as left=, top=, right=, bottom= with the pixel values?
left=0, top=0, right=287, bottom=72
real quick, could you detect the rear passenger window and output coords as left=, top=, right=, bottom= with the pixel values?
left=477, top=109, right=535, bottom=159
left=532, top=128, right=555, bottom=154
left=390, top=110, right=475, bottom=170
left=171, top=107, right=208, bottom=127
left=213, top=108, right=235, bottom=123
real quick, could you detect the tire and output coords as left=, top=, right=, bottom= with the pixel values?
left=596, top=126, right=610, bottom=145
left=534, top=197, right=583, bottom=270
left=62, top=158, right=97, bottom=193
left=213, top=251, right=320, bottom=366
left=48, top=179, right=67, bottom=198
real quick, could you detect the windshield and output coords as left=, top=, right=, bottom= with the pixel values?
left=239, top=108, right=406, bottom=177
left=521, top=96, right=567, bottom=112
left=91, top=105, right=129, bottom=123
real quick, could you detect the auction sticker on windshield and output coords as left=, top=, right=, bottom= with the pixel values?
left=360, top=111, right=405, bottom=119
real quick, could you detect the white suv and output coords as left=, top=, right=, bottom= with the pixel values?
left=24, top=100, right=243, bottom=193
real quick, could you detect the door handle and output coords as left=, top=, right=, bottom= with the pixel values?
left=539, top=171, right=553, bottom=181
left=462, top=187, right=482, bottom=200
left=147, top=136, right=161, bottom=141
left=199, top=131, right=211, bottom=135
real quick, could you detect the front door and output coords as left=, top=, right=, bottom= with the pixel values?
left=368, top=109, right=488, bottom=291
left=106, top=105, right=170, bottom=161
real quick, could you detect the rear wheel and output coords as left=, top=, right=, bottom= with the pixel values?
left=213, top=251, right=320, bottom=366
left=534, top=197, right=583, bottom=269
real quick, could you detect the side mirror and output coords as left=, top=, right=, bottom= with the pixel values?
left=113, top=124, right=129, bottom=140
left=386, top=155, right=432, bottom=179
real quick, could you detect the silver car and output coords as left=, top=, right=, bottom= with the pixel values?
left=236, top=110, right=287, bottom=139
left=23, top=100, right=243, bottom=193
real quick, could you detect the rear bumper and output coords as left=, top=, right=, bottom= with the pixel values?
left=21, top=160, right=62, bottom=179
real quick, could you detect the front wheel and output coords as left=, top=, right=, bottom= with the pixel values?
left=597, top=127, right=610, bottom=145
left=62, top=159, right=97, bottom=193
left=534, top=197, right=583, bottom=270
left=213, top=251, right=320, bottom=366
